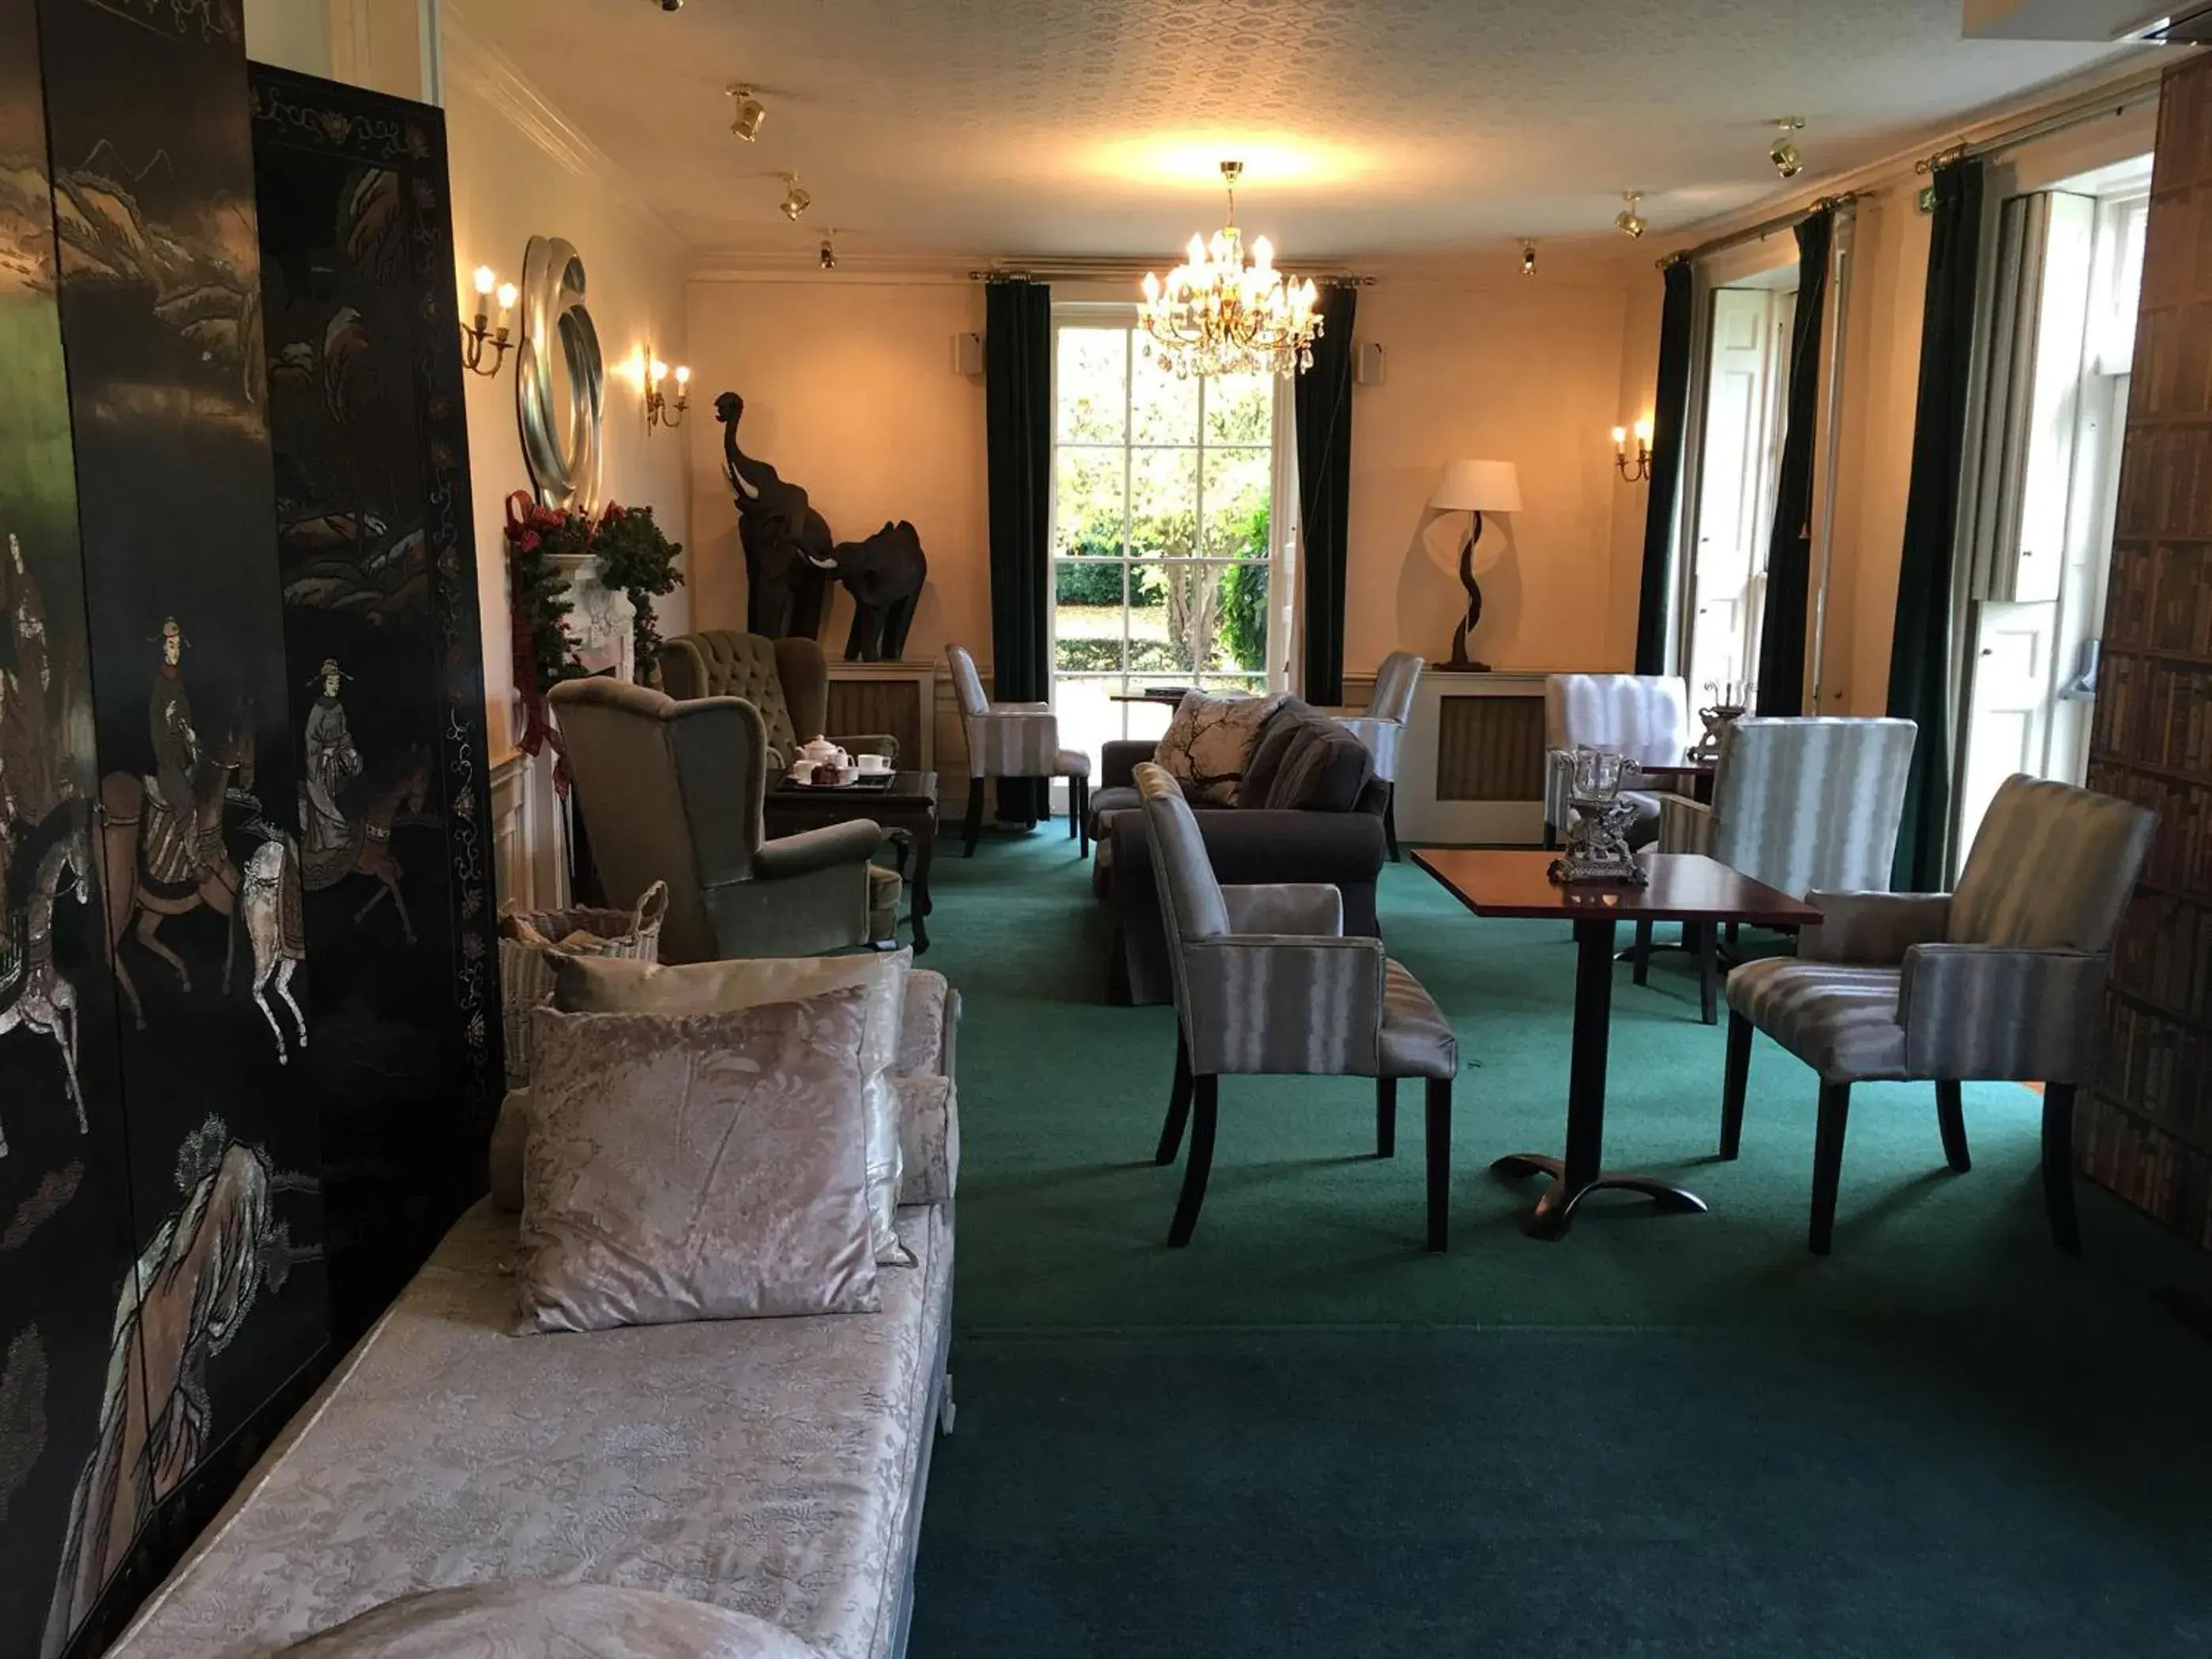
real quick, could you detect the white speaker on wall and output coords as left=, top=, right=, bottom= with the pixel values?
left=953, top=331, right=984, bottom=377
left=1355, top=340, right=1386, bottom=387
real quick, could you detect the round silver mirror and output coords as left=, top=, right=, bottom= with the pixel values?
left=514, top=235, right=604, bottom=512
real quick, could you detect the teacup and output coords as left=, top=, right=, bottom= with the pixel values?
left=856, top=753, right=890, bottom=775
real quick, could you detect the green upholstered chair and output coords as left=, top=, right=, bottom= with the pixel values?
left=1722, top=773, right=2156, bottom=1256
left=659, top=630, right=898, bottom=773
left=548, top=677, right=894, bottom=961
left=1135, top=762, right=1459, bottom=1250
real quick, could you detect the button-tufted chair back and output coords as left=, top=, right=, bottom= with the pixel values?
left=660, top=629, right=849, bottom=768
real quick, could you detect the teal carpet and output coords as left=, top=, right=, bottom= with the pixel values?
left=906, top=830, right=2212, bottom=1656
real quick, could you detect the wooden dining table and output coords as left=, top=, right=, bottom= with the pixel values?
left=1412, top=849, right=1823, bottom=1239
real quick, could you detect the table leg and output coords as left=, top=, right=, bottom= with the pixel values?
left=1491, top=914, right=1709, bottom=1239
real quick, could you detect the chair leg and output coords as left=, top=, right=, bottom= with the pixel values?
left=1424, top=1077, right=1451, bottom=1253
left=1167, top=1076, right=1218, bottom=1247
left=1156, top=1036, right=1193, bottom=1165
left=1383, top=790, right=1401, bottom=863
left=1632, top=920, right=1653, bottom=985
left=1066, top=779, right=1078, bottom=839
left=1697, top=923, right=1719, bottom=1026
left=1809, top=1082, right=1852, bottom=1256
left=2042, top=1082, right=2082, bottom=1255
left=1375, top=1077, right=1397, bottom=1158
left=1077, top=777, right=1090, bottom=859
left=963, top=777, right=986, bottom=857
left=1720, top=1010, right=1752, bottom=1160
left=1934, top=1079, right=1971, bottom=1173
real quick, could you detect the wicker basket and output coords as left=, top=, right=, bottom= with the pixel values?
left=498, top=880, right=668, bottom=1084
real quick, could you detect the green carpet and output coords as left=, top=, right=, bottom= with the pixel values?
left=907, top=830, right=2212, bottom=1655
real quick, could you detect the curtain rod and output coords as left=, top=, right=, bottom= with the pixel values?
left=1656, top=192, right=1859, bottom=271
left=1917, top=64, right=2165, bottom=175
left=969, top=261, right=1372, bottom=286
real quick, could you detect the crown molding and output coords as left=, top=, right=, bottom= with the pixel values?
left=442, top=0, right=688, bottom=258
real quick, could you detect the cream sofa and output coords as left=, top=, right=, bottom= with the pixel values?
left=107, top=972, right=962, bottom=1659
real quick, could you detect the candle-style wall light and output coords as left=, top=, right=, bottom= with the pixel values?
left=1612, top=418, right=1653, bottom=483
left=462, top=265, right=517, bottom=376
left=645, top=354, right=690, bottom=430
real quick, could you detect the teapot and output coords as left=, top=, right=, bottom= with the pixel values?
left=796, top=735, right=849, bottom=769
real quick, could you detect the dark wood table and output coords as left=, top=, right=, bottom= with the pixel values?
left=1631, top=760, right=1717, bottom=803
left=765, top=769, right=938, bottom=954
left=1109, top=689, right=1194, bottom=706
left=1412, top=849, right=1822, bottom=1239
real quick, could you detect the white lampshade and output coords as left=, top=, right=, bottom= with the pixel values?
left=1430, top=458, right=1523, bottom=514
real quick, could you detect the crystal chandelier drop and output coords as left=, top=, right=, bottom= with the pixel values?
left=1140, top=161, right=1322, bottom=379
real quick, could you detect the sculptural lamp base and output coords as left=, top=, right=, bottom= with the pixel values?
left=1444, top=509, right=1490, bottom=672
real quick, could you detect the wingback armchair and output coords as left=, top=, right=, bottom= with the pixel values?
left=1721, top=773, right=2155, bottom=1256
left=1135, top=762, right=1459, bottom=1251
left=946, top=643, right=1093, bottom=856
left=1318, top=650, right=1424, bottom=860
left=549, top=677, right=895, bottom=961
left=1653, top=716, right=1917, bottom=1021
left=1543, top=673, right=1693, bottom=849
left=658, top=630, right=898, bottom=773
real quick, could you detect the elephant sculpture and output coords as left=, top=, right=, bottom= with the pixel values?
left=717, top=391, right=830, bottom=639
left=811, top=520, right=927, bottom=662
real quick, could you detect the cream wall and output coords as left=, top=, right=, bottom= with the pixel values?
left=441, top=8, right=694, bottom=754
left=681, top=278, right=990, bottom=664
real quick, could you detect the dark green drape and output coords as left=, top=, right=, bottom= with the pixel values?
left=1635, top=259, right=1696, bottom=675
left=1888, top=160, right=1984, bottom=890
left=1754, top=208, right=1832, bottom=717
left=985, top=279, right=1051, bottom=822
left=1296, top=284, right=1359, bottom=705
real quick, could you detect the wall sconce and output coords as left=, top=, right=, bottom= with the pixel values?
left=461, top=265, right=517, bottom=376
left=645, top=355, right=690, bottom=429
left=1612, top=418, right=1653, bottom=482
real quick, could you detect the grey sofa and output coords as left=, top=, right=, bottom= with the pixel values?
left=1092, top=699, right=1389, bottom=1006
left=107, top=972, right=964, bottom=1659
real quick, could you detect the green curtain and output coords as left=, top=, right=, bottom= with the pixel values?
left=1296, top=284, right=1359, bottom=705
left=1888, top=160, right=1985, bottom=889
left=985, top=279, right=1051, bottom=824
left=1635, top=260, right=1695, bottom=675
left=1754, top=209, right=1832, bottom=716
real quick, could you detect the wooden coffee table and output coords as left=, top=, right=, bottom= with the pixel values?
left=766, top=769, right=938, bottom=954
left=1412, top=849, right=1822, bottom=1239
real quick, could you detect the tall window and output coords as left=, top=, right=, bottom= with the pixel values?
left=1049, top=307, right=1283, bottom=768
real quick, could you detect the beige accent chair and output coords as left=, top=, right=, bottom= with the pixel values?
left=945, top=643, right=1093, bottom=856
left=549, top=677, right=894, bottom=961
left=660, top=630, right=898, bottom=773
left=1317, top=650, right=1424, bottom=860
left=1136, top=762, right=1460, bottom=1251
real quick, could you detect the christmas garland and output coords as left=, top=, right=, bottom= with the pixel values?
left=591, top=501, right=687, bottom=672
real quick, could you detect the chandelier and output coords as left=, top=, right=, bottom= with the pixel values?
left=1140, top=161, right=1322, bottom=379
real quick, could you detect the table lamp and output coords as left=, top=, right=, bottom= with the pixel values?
left=1430, top=459, right=1523, bottom=672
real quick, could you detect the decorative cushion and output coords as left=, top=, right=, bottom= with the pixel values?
left=1262, top=718, right=1376, bottom=812
left=517, top=990, right=880, bottom=1333
left=274, top=1582, right=826, bottom=1659
left=1156, top=689, right=1289, bottom=804
left=555, top=950, right=912, bottom=1268
left=1725, top=957, right=1908, bottom=1083
left=1239, top=697, right=1311, bottom=804
left=894, top=1074, right=959, bottom=1205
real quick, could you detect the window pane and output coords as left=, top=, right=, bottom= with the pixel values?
left=1052, top=673, right=1121, bottom=772
left=1130, top=339, right=1200, bottom=444
left=1055, top=633, right=1125, bottom=675
left=1214, top=554, right=1271, bottom=675
left=1054, top=557, right=1126, bottom=609
left=1204, top=371, right=1273, bottom=446
left=1129, top=447, right=1199, bottom=559
left=1055, top=450, right=1126, bottom=555
left=1056, top=328, right=1127, bottom=443
left=1157, top=562, right=1226, bottom=675
left=1127, top=561, right=1174, bottom=672
left=1202, top=447, right=1271, bottom=555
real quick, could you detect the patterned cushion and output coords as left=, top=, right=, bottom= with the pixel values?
left=1157, top=690, right=1289, bottom=804
left=1263, top=718, right=1376, bottom=812
left=893, top=1074, right=958, bottom=1205
left=275, top=1582, right=826, bottom=1658
left=1725, top=957, right=1907, bottom=1083
left=1240, top=698, right=1311, bottom=803
left=519, top=991, right=880, bottom=1332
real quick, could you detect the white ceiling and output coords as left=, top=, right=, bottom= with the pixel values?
left=454, top=0, right=2142, bottom=265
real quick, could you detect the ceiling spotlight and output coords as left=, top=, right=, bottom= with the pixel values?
left=1616, top=191, right=1646, bottom=239
left=779, top=174, right=811, bottom=221
left=1770, top=117, right=1805, bottom=179
left=1520, top=239, right=1537, bottom=277
left=819, top=234, right=837, bottom=271
left=728, top=82, right=766, bottom=142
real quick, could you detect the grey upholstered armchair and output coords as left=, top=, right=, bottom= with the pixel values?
left=658, top=629, right=898, bottom=773
left=1721, top=773, right=2155, bottom=1256
left=945, top=644, right=1093, bottom=856
left=1135, top=762, right=1460, bottom=1250
left=1543, top=673, right=1693, bottom=848
left=1319, top=650, right=1424, bottom=860
left=1652, top=716, right=1917, bottom=1022
left=549, top=678, right=896, bottom=961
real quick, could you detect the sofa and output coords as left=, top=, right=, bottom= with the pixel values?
left=1090, top=699, right=1389, bottom=1006
left=105, top=970, right=963, bottom=1659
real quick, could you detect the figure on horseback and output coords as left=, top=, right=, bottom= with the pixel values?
left=0, top=803, right=93, bottom=1155
left=297, top=732, right=431, bottom=945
